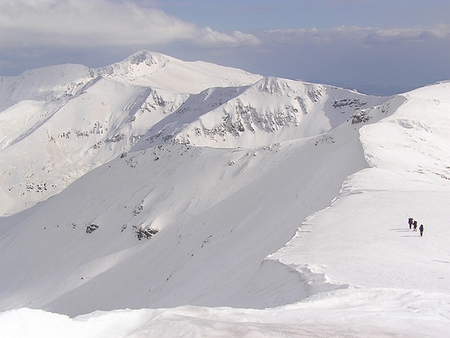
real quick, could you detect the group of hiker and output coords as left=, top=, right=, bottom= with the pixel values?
left=408, top=217, right=424, bottom=236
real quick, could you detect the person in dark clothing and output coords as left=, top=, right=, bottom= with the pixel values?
left=408, top=217, right=413, bottom=229
left=419, top=224, right=424, bottom=236
left=413, top=220, right=418, bottom=231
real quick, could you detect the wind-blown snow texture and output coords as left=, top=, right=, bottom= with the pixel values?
left=0, top=51, right=449, bottom=337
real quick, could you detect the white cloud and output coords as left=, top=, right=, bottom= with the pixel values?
left=0, top=0, right=260, bottom=49
left=194, top=27, right=260, bottom=48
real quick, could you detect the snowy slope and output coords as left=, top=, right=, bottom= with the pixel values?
left=0, top=64, right=96, bottom=112
left=270, top=82, right=450, bottom=292
left=0, top=127, right=369, bottom=315
left=0, top=52, right=450, bottom=336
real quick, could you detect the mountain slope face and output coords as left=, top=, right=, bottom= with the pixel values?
left=0, top=50, right=384, bottom=216
left=133, top=76, right=385, bottom=149
left=0, top=97, right=392, bottom=316
left=0, top=51, right=396, bottom=316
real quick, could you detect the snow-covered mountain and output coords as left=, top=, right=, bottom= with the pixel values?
left=0, top=50, right=384, bottom=216
left=0, top=51, right=262, bottom=215
left=0, top=52, right=449, bottom=336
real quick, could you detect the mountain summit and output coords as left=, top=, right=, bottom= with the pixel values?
left=97, top=50, right=263, bottom=93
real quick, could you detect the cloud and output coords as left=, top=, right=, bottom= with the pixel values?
left=232, top=23, right=450, bottom=92
left=194, top=27, right=260, bottom=48
left=262, top=24, right=450, bottom=46
left=0, top=0, right=448, bottom=92
left=263, top=26, right=369, bottom=44
left=0, top=0, right=260, bottom=49
left=365, top=25, right=450, bottom=45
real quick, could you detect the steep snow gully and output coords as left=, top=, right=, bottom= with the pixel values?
left=1, top=51, right=450, bottom=336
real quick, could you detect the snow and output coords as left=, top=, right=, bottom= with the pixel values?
left=0, top=52, right=450, bottom=336
left=1, top=289, right=449, bottom=337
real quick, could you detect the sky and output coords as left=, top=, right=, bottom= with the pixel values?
left=0, top=0, right=450, bottom=95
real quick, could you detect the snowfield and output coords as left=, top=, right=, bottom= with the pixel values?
left=0, top=51, right=449, bottom=337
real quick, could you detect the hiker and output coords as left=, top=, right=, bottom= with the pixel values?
left=413, top=220, right=418, bottom=231
left=408, top=217, right=413, bottom=229
left=419, top=224, right=424, bottom=237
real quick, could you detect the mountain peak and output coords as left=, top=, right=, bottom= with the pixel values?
left=126, top=50, right=170, bottom=66
left=257, top=76, right=284, bottom=94
left=97, top=50, right=170, bottom=79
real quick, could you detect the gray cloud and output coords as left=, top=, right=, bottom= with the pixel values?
left=365, top=25, right=450, bottom=44
left=263, top=25, right=450, bottom=45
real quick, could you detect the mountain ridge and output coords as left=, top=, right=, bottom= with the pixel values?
left=0, top=51, right=386, bottom=215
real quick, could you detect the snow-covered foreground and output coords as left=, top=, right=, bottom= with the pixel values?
left=1, top=288, right=449, bottom=337
left=0, top=52, right=450, bottom=336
